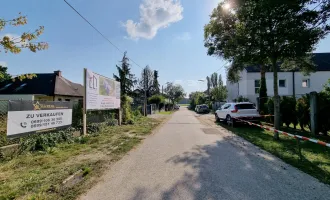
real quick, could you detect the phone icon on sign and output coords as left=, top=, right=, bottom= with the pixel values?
left=20, top=122, right=27, bottom=128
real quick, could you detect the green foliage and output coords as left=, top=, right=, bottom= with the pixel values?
left=164, top=82, right=186, bottom=105
left=19, top=128, right=75, bottom=152
left=1, top=13, right=48, bottom=54
left=148, top=94, right=165, bottom=105
left=122, top=95, right=133, bottom=124
left=296, top=95, right=310, bottom=131
left=318, top=83, right=330, bottom=134
left=72, top=100, right=83, bottom=127
left=189, top=91, right=207, bottom=110
left=0, top=65, right=11, bottom=82
left=113, top=51, right=135, bottom=97
left=234, top=96, right=249, bottom=103
left=267, top=98, right=274, bottom=115
left=280, top=96, right=297, bottom=128
left=106, top=118, right=118, bottom=127
left=259, top=69, right=268, bottom=114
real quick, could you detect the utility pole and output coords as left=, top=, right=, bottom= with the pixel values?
left=144, top=68, right=147, bottom=116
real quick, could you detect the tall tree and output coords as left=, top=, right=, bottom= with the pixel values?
left=0, top=65, right=11, bottom=82
left=164, top=82, right=186, bottom=106
left=152, top=70, right=160, bottom=94
left=210, top=72, right=218, bottom=88
left=211, top=74, right=227, bottom=101
left=113, top=52, right=135, bottom=98
left=204, top=0, right=330, bottom=138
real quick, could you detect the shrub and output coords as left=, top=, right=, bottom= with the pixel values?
left=296, top=95, right=310, bottom=131
left=122, top=95, right=133, bottom=123
left=234, top=96, right=249, bottom=102
left=280, top=96, right=297, bottom=128
left=318, top=91, right=330, bottom=134
left=106, top=118, right=118, bottom=126
left=19, top=128, right=75, bottom=152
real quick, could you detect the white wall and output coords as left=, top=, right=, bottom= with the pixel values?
left=0, top=94, right=34, bottom=100
left=295, top=71, right=330, bottom=95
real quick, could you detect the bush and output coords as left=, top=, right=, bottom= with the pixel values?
left=280, top=96, right=297, bottom=128
left=122, top=95, right=133, bottom=123
left=19, top=128, right=75, bottom=152
left=296, top=95, right=310, bottom=131
left=106, top=118, right=118, bottom=126
left=234, top=96, right=249, bottom=102
left=318, top=92, right=330, bottom=134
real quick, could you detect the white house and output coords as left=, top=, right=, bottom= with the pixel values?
left=227, top=53, right=330, bottom=104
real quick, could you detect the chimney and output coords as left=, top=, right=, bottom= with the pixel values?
left=54, top=70, right=62, bottom=77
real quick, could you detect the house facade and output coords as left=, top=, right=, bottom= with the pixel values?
left=227, top=53, right=330, bottom=104
left=0, top=71, right=84, bottom=101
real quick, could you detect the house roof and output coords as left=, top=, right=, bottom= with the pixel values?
left=245, top=53, right=330, bottom=72
left=0, top=72, right=84, bottom=97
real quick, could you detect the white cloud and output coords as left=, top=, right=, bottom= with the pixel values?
left=125, top=0, right=184, bottom=40
left=0, top=61, right=7, bottom=67
left=176, top=32, right=191, bottom=41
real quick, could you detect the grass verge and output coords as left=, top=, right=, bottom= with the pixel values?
left=218, top=122, right=330, bottom=185
left=0, top=117, right=164, bottom=200
left=159, top=111, right=174, bottom=115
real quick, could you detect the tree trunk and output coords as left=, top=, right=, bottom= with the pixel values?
left=259, top=65, right=267, bottom=114
left=272, top=58, right=280, bottom=140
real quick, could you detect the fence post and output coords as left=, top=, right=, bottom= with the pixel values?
left=118, top=108, right=122, bottom=126
left=310, top=92, right=318, bottom=136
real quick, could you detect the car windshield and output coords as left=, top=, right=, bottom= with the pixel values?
left=235, top=104, right=255, bottom=109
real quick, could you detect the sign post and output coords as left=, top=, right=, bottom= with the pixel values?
left=84, top=68, right=121, bottom=133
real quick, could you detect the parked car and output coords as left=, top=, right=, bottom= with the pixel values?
left=195, top=105, right=200, bottom=112
left=196, top=104, right=209, bottom=114
left=215, top=102, right=260, bottom=126
left=174, top=104, right=180, bottom=110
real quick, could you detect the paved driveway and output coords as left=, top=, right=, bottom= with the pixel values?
left=79, top=107, right=330, bottom=200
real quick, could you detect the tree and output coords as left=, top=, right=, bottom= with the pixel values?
left=204, top=0, right=330, bottom=139
left=0, top=65, right=11, bottom=82
left=152, top=70, right=160, bottom=94
left=164, top=82, right=186, bottom=106
left=206, top=76, right=211, bottom=97
left=189, top=91, right=207, bottom=110
left=210, top=72, right=218, bottom=88
left=113, top=52, right=135, bottom=98
left=1, top=13, right=48, bottom=54
left=148, top=94, right=165, bottom=111
left=210, top=74, right=227, bottom=101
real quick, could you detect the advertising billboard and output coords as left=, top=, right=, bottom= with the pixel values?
left=7, top=101, right=73, bottom=137
left=86, top=69, right=120, bottom=110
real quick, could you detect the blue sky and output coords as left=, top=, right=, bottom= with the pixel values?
left=1, top=0, right=330, bottom=95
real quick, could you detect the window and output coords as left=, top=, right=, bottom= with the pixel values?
left=254, top=80, right=260, bottom=94
left=302, top=79, right=310, bottom=88
left=58, top=98, right=62, bottom=101
left=235, top=104, right=255, bottom=109
left=279, top=80, right=286, bottom=88
left=65, top=99, right=70, bottom=102
left=222, top=104, right=231, bottom=110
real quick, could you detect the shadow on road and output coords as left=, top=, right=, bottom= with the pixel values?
left=129, top=138, right=329, bottom=200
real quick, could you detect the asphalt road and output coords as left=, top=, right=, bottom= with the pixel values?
left=80, top=107, right=330, bottom=200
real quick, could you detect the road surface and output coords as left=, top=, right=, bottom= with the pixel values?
left=80, top=107, right=330, bottom=200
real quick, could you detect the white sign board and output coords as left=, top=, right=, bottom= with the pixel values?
left=86, top=69, right=120, bottom=110
left=7, top=101, right=73, bottom=137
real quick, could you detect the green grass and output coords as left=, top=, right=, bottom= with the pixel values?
left=159, top=111, right=174, bottom=115
left=0, top=117, right=163, bottom=200
left=218, top=122, right=330, bottom=185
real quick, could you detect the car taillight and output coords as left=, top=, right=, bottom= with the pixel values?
left=231, top=105, right=238, bottom=113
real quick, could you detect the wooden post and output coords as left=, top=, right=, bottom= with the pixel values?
left=310, top=92, right=318, bottom=136
left=83, top=68, right=87, bottom=136
left=296, top=138, right=302, bottom=161
left=118, top=108, right=122, bottom=126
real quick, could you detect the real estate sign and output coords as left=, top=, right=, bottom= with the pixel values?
left=7, top=101, right=73, bottom=137
left=85, top=69, right=120, bottom=110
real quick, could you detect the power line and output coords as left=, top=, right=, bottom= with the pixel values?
left=215, top=61, right=230, bottom=73
left=63, top=0, right=144, bottom=69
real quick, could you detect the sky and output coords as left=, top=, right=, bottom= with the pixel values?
left=1, top=0, right=330, bottom=96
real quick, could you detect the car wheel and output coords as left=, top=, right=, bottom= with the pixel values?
left=215, top=113, right=220, bottom=122
left=226, top=115, right=233, bottom=126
